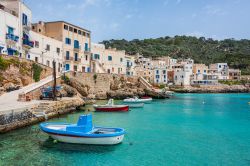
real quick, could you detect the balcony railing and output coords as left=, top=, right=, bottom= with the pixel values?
left=23, top=39, right=34, bottom=48
left=6, top=33, right=19, bottom=42
left=74, top=46, right=81, bottom=52
left=65, top=57, right=73, bottom=61
left=84, top=48, right=91, bottom=54
left=74, top=58, right=81, bottom=63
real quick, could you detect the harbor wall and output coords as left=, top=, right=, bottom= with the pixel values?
left=0, top=97, right=84, bottom=133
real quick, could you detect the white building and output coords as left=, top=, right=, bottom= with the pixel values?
left=0, top=3, right=21, bottom=56
left=174, top=63, right=193, bottom=86
left=209, top=63, right=229, bottom=80
left=28, top=31, right=64, bottom=72
left=91, top=43, right=126, bottom=74
left=153, top=67, right=168, bottom=85
left=125, top=55, right=136, bottom=76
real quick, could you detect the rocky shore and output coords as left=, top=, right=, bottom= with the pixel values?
left=170, top=84, right=250, bottom=93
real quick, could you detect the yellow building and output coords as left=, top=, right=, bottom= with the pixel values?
left=32, top=21, right=91, bottom=72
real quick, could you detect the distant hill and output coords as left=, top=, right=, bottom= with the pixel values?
left=101, top=36, right=250, bottom=75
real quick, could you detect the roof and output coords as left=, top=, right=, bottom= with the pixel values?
left=45, top=21, right=91, bottom=33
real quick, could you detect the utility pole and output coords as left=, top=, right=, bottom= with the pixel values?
left=53, top=60, right=57, bottom=101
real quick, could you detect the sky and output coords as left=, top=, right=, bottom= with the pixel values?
left=24, top=0, right=250, bottom=42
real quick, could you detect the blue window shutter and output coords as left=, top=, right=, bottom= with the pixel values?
left=85, top=43, right=88, bottom=51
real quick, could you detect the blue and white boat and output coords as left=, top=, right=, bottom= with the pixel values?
left=40, top=114, right=125, bottom=145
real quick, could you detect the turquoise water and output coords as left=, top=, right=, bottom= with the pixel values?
left=0, top=93, right=250, bottom=166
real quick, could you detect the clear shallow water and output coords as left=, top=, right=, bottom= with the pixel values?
left=0, top=93, right=250, bottom=166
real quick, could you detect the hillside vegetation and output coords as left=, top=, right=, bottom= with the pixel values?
left=101, top=36, right=250, bottom=75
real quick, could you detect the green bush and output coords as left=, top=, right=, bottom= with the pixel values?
left=159, top=84, right=166, bottom=89
left=32, top=63, right=42, bottom=82
left=0, top=56, right=10, bottom=70
left=62, top=75, right=70, bottom=84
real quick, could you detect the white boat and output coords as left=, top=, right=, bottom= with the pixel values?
left=123, top=97, right=152, bottom=104
left=127, top=103, right=144, bottom=108
left=40, top=114, right=125, bottom=145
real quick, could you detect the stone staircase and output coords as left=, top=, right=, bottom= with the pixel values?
left=139, top=76, right=153, bottom=90
left=32, top=102, right=50, bottom=119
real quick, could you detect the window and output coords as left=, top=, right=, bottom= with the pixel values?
left=204, top=70, right=207, bottom=73
left=74, top=53, right=78, bottom=61
left=163, top=70, right=166, bottom=74
left=56, top=48, right=60, bottom=54
left=22, top=13, right=28, bottom=25
left=8, top=26, right=14, bottom=34
left=65, top=38, right=71, bottom=45
left=46, top=44, right=50, bottom=51
left=85, top=55, right=88, bottom=61
left=35, top=57, right=38, bottom=63
left=74, top=28, right=77, bottom=33
left=64, top=24, right=68, bottom=30
left=86, top=33, right=90, bottom=38
left=35, top=41, right=39, bottom=48
left=69, top=26, right=73, bottom=32
left=78, top=30, right=81, bottom=35
left=108, top=56, right=112, bottom=61
left=65, top=64, right=70, bottom=71
left=74, top=65, right=77, bottom=71
left=219, top=65, right=221, bottom=68
left=94, top=54, right=100, bottom=59
left=84, top=43, right=89, bottom=51
left=198, top=70, right=200, bottom=73
left=156, top=70, right=159, bottom=74
left=74, top=40, right=79, bottom=48
left=82, top=67, right=86, bottom=72
left=82, top=31, right=86, bottom=36
left=39, top=29, right=41, bottom=32
left=120, top=58, right=123, bottom=62
left=32, top=26, right=35, bottom=29
left=66, top=51, right=70, bottom=60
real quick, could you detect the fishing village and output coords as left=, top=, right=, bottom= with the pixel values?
left=0, top=0, right=250, bottom=165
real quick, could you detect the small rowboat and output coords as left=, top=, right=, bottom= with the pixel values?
left=40, top=114, right=125, bottom=145
left=123, top=97, right=152, bottom=104
left=93, top=99, right=129, bottom=112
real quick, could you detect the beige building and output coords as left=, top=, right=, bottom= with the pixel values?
left=91, top=43, right=126, bottom=74
left=229, top=69, right=241, bottom=80
left=32, top=21, right=91, bottom=72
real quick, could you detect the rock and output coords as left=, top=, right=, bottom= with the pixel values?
left=62, top=84, right=78, bottom=97
left=107, top=90, right=134, bottom=99
left=95, top=92, right=107, bottom=100
left=69, top=78, right=90, bottom=96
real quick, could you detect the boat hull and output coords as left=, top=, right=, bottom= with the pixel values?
left=127, top=103, right=144, bottom=108
left=48, top=133, right=124, bottom=145
left=123, top=98, right=152, bottom=104
left=94, top=105, right=129, bottom=112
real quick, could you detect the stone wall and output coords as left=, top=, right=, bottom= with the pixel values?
left=0, top=97, right=84, bottom=133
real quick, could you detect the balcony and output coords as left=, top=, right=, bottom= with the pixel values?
left=23, top=39, right=34, bottom=49
left=23, top=22, right=31, bottom=33
left=74, top=58, right=81, bottom=63
left=65, top=57, right=73, bottom=61
left=74, top=46, right=81, bottom=52
left=6, top=33, right=19, bottom=42
left=84, top=48, right=91, bottom=54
